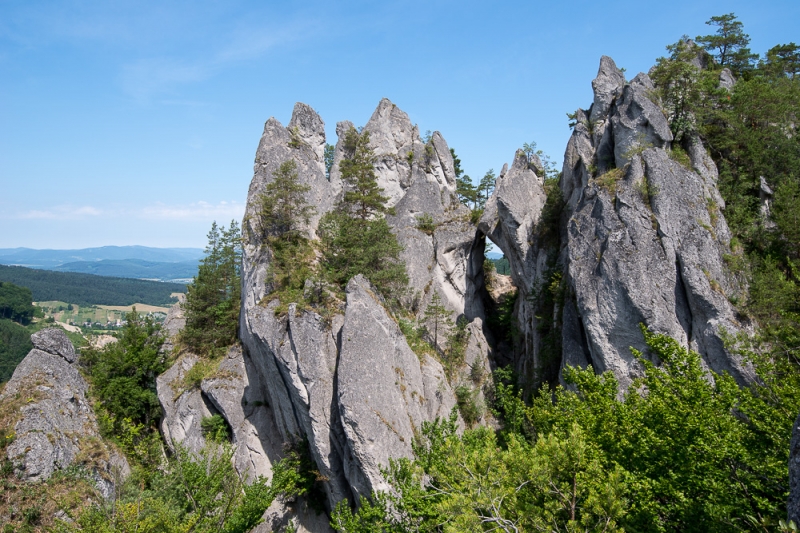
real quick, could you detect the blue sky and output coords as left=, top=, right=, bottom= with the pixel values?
left=1, top=0, right=797, bottom=249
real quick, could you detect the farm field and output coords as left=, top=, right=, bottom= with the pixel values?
left=35, top=300, right=169, bottom=333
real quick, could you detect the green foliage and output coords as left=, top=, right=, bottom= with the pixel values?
left=319, top=127, right=408, bottom=300
left=454, top=384, right=481, bottom=427
left=696, top=13, right=757, bottom=76
left=338, top=326, right=800, bottom=532
left=340, top=127, right=391, bottom=220
left=398, top=318, right=437, bottom=361
left=82, top=310, right=166, bottom=436
left=0, top=318, right=32, bottom=383
left=255, top=159, right=317, bottom=311
left=182, top=220, right=241, bottom=357
left=256, top=160, right=315, bottom=242
left=415, top=213, right=436, bottom=235
left=0, top=265, right=185, bottom=307
left=422, top=291, right=451, bottom=350
left=476, top=169, right=496, bottom=209
left=201, top=414, right=231, bottom=443
left=324, top=143, right=335, bottom=180
left=0, top=281, right=34, bottom=324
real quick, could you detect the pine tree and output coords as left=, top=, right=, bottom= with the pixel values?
left=256, top=160, right=316, bottom=305
left=696, top=13, right=757, bottom=76
left=182, top=220, right=242, bottom=356
left=423, top=290, right=452, bottom=349
left=476, top=169, right=496, bottom=209
left=340, top=127, right=391, bottom=220
left=319, top=127, right=408, bottom=298
left=257, top=159, right=315, bottom=241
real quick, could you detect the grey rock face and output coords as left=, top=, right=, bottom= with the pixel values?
left=478, top=150, right=552, bottom=383
left=161, top=299, right=186, bottom=354
left=2, top=329, right=128, bottom=497
left=239, top=99, right=482, bottom=512
left=31, top=327, right=76, bottom=363
left=337, top=275, right=456, bottom=498
left=557, top=56, right=751, bottom=390
left=156, top=353, right=211, bottom=455
left=201, top=344, right=284, bottom=481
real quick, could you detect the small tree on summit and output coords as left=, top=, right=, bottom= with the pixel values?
left=319, top=127, right=408, bottom=299
left=696, top=13, right=757, bottom=75
left=257, top=159, right=315, bottom=241
left=256, top=159, right=316, bottom=306
left=340, top=127, right=391, bottom=220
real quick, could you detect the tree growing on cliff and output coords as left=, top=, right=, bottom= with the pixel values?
left=256, top=159, right=316, bottom=307
left=696, top=13, right=757, bottom=75
left=319, top=127, right=408, bottom=299
left=182, top=220, right=241, bottom=357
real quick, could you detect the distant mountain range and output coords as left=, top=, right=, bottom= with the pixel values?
left=0, top=246, right=204, bottom=282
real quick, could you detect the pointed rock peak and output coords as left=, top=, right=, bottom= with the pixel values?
left=512, top=149, right=530, bottom=172
left=365, top=98, right=413, bottom=139
left=31, top=328, right=76, bottom=363
left=288, top=102, right=325, bottom=137
left=590, top=56, right=626, bottom=122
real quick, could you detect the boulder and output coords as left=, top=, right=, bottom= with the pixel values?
left=1, top=328, right=128, bottom=497
left=336, top=275, right=457, bottom=498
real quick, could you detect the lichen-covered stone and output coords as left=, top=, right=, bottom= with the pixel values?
left=2, top=328, right=128, bottom=497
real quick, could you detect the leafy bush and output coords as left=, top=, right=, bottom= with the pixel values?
left=201, top=414, right=231, bottom=443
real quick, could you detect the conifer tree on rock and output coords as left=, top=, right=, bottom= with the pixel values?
left=319, top=127, right=408, bottom=299
left=182, top=220, right=241, bottom=357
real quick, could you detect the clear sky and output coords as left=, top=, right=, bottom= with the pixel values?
left=1, top=0, right=797, bottom=249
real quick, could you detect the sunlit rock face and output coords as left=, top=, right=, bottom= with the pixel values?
left=238, top=99, right=491, bottom=512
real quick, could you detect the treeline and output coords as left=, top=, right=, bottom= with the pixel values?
left=0, top=265, right=186, bottom=307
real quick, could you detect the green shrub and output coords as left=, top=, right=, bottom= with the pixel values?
left=201, top=414, right=231, bottom=443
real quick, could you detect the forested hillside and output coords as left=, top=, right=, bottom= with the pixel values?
left=0, top=265, right=185, bottom=307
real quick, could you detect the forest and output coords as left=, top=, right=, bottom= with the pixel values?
left=0, top=265, right=186, bottom=307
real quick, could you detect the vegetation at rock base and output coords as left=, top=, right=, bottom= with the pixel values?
left=331, top=326, right=800, bottom=532
left=54, top=441, right=311, bottom=533
left=181, top=220, right=242, bottom=358
left=80, top=309, right=167, bottom=463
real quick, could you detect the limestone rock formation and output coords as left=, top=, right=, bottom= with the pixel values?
left=337, top=275, right=457, bottom=497
left=239, top=99, right=490, bottom=512
left=1, top=328, right=128, bottom=497
left=478, top=55, right=752, bottom=392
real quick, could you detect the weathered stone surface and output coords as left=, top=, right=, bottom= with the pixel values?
left=556, top=56, right=751, bottom=390
left=161, top=298, right=186, bottom=354
left=478, top=149, right=552, bottom=383
left=31, top=327, right=76, bottom=363
left=719, top=68, right=736, bottom=90
left=336, top=275, right=457, bottom=498
left=610, top=72, right=673, bottom=167
left=240, top=299, right=352, bottom=509
left=156, top=353, right=211, bottom=455
left=590, top=56, right=626, bottom=124
left=238, top=99, right=491, bottom=517
left=2, top=329, right=128, bottom=497
left=200, top=344, right=284, bottom=482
